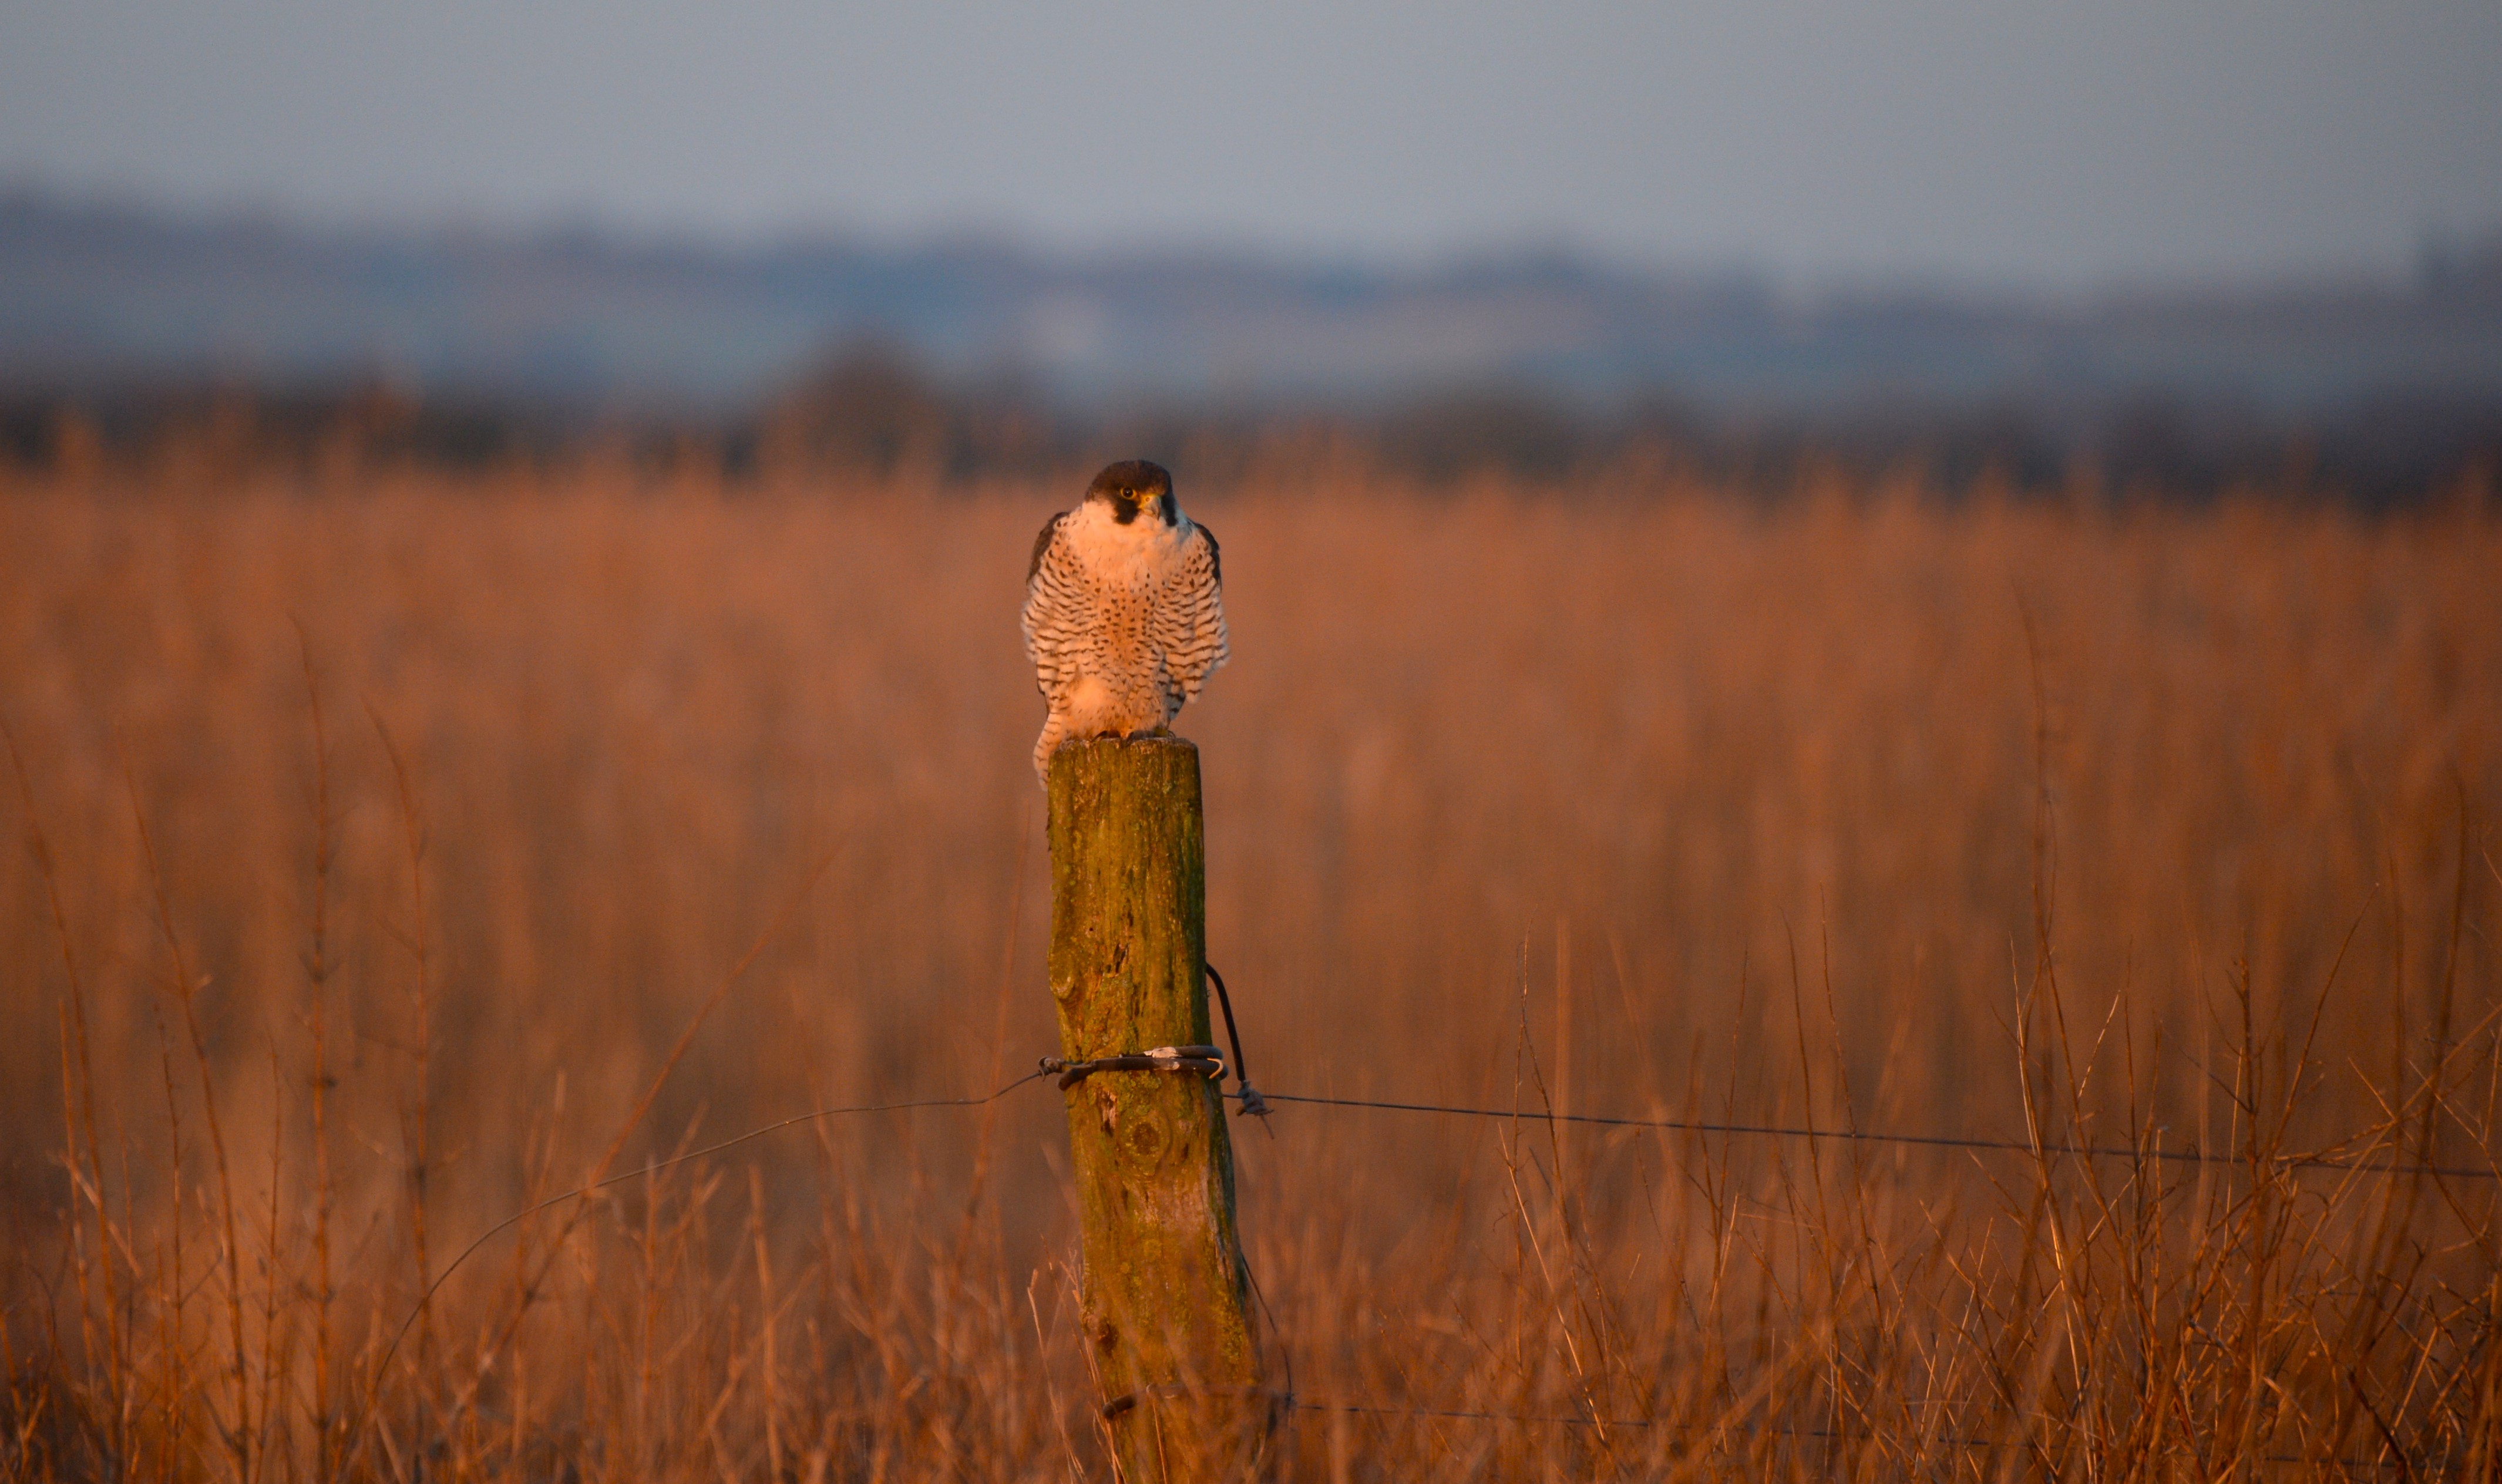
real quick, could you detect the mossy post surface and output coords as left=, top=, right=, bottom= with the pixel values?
left=1046, top=736, right=1264, bottom=1480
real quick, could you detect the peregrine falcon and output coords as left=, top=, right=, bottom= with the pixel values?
left=1021, top=459, right=1228, bottom=782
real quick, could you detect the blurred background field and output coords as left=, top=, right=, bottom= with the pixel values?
left=2, top=446, right=2497, bottom=1478
left=8, top=3, right=2502, bottom=1476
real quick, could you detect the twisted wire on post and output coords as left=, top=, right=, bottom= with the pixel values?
left=1041, top=1044, right=1226, bottom=1089
left=1204, top=963, right=1271, bottom=1118
left=1037, top=961, right=1269, bottom=1116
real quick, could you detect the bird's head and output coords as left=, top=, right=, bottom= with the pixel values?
left=1085, top=459, right=1176, bottom=527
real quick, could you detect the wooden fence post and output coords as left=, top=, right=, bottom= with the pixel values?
left=1047, top=736, right=1266, bottom=1481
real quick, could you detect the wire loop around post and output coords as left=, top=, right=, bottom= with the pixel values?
left=1041, top=1045, right=1226, bottom=1091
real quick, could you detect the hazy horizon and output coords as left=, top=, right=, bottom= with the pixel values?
left=6, top=1, right=2500, bottom=295
left=11, top=178, right=2497, bottom=305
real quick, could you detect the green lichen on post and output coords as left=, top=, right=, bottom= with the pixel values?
left=1047, top=736, right=1265, bottom=1481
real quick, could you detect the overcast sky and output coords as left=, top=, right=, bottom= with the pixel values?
left=4, top=1, right=2498, bottom=289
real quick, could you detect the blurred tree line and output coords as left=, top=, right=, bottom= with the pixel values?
left=4, top=341, right=2496, bottom=507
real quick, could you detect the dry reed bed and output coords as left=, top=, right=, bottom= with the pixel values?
left=1, top=460, right=2497, bottom=1479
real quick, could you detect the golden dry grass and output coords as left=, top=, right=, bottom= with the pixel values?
left=2, top=452, right=2499, bottom=1479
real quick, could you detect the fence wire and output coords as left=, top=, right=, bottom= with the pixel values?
left=1232, top=1088, right=2502, bottom=1182
left=368, top=1049, right=2480, bottom=1478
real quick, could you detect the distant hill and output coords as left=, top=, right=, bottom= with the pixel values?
left=4, top=194, right=2500, bottom=425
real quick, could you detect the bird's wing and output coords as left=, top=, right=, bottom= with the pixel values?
left=1021, top=511, right=1080, bottom=698
left=1155, top=521, right=1229, bottom=704
left=1027, top=511, right=1068, bottom=585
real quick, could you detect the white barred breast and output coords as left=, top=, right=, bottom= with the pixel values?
left=1021, top=498, right=1227, bottom=782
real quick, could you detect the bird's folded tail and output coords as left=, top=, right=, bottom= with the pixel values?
left=1031, top=711, right=1068, bottom=786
